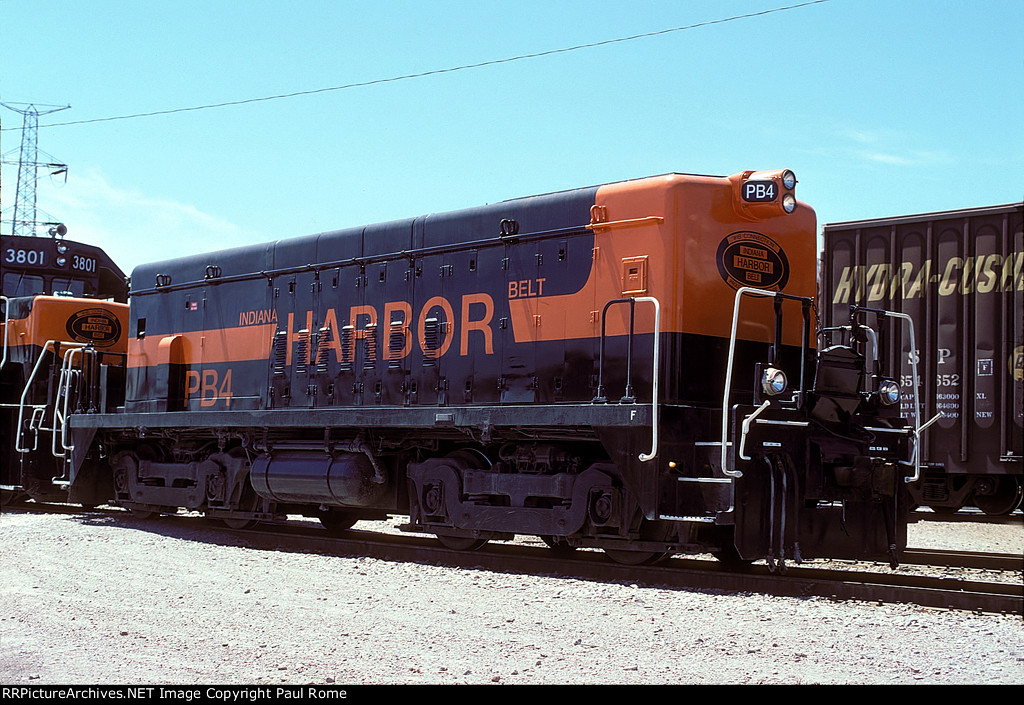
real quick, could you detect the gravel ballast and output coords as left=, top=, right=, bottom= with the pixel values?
left=1, top=508, right=1021, bottom=685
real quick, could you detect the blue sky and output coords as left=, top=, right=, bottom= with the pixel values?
left=2, top=0, right=1022, bottom=274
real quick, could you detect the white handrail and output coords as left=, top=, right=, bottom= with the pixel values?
left=1, top=296, right=9, bottom=372
left=878, top=310, right=938, bottom=484
left=15, top=340, right=87, bottom=454
left=737, top=400, right=771, bottom=462
left=634, top=296, right=661, bottom=462
left=52, top=347, right=84, bottom=458
left=720, top=286, right=781, bottom=478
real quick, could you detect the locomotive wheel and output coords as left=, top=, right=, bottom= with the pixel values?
left=603, top=546, right=667, bottom=565
left=114, top=445, right=165, bottom=519
left=445, top=448, right=492, bottom=473
left=436, top=534, right=490, bottom=551
left=221, top=482, right=261, bottom=529
left=429, top=448, right=493, bottom=552
left=319, top=509, right=359, bottom=536
left=0, top=489, right=25, bottom=506
left=603, top=519, right=673, bottom=566
left=541, top=536, right=577, bottom=555
left=972, top=477, right=1023, bottom=516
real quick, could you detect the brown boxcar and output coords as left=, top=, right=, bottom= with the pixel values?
left=821, top=203, right=1024, bottom=514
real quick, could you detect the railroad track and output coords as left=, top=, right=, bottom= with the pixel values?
left=8, top=502, right=1022, bottom=615
left=913, top=508, right=1024, bottom=524
left=902, top=547, right=1023, bottom=572
left=223, top=522, right=1022, bottom=616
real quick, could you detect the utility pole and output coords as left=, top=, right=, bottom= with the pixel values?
left=0, top=102, right=70, bottom=237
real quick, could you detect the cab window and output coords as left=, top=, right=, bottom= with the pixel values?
left=2, top=273, right=45, bottom=297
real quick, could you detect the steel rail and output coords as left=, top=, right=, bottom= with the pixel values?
left=229, top=526, right=1024, bottom=615
left=901, top=548, right=1024, bottom=572
left=7, top=504, right=1021, bottom=614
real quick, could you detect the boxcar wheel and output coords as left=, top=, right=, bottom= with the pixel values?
left=972, top=476, right=1023, bottom=516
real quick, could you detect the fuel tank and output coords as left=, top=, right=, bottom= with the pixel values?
left=249, top=450, right=387, bottom=507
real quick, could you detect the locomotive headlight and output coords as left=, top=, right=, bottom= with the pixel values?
left=781, top=170, right=797, bottom=190
left=782, top=193, right=797, bottom=213
left=761, top=367, right=788, bottom=396
left=56, top=255, right=68, bottom=267
left=877, top=379, right=901, bottom=405
left=56, top=242, right=68, bottom=254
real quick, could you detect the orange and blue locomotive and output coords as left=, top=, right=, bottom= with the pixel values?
left=1, top=227, right=128, bottom=505
left=59, top=170, right=924, bottom=567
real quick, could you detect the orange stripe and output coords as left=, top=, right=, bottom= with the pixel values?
left=127, top=324, right=276, bottom=367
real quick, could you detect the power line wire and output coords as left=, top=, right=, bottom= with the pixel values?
left=5, top=1, right=829, bottom=131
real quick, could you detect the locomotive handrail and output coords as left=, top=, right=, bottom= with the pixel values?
left=720, top=287, right=813, bottom=479
left=24, top=407, right=47, bottom=451
left=910, top=411, right=945, bottom=477
left=637, top=296, right=661, bottom=462
left=133, top=223, right=595, bottom=296
left=884, top=310, right=926, bottom=481
left=592, top=296, right=661, bottom=462
left=1, top=295, right=9, bottom=372
left=847, top=305, right=937, bottom=481
left=52, top=346, right=84, bottom=458
left=737, top=400, right=771, bottom=461
left=15, top=340, right=87, bottom=454
left=819, top=324, right=880, bottom=377
left=585, top=215, right=665, bottom=232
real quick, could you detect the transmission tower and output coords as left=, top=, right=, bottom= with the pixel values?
left=0, top=102, right=70, bottom=237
